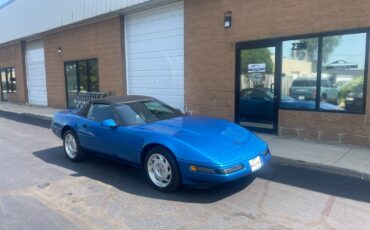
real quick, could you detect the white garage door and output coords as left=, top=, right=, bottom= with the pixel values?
left=26, top=39, right=48, bottom=106
left=125, top=1, right=184, bottom=110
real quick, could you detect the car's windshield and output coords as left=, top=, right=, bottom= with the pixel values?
left=114, top=100, right=182, bottom=126
left=292, top=79, right=316, bottom=87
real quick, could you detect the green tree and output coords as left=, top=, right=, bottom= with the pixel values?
left=294, top=36, right=341, bottom=63
left=241, top=48, right=273, bottom=74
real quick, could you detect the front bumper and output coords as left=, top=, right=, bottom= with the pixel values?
left=178, top=149, right=271, bottom=185
left=51, top=121, right=63, bottom=139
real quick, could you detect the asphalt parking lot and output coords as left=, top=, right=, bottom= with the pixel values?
left=1, top=111, right=370, bottom=230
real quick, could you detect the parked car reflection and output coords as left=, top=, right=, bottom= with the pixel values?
left=240, top=88, right=343, bottom=122
left=289, top=77, right=340, bottom=105
left=345, top=85, right=364, bottom=113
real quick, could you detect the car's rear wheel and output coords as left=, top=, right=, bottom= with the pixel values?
left=145, top=147, right=180, bottom=192
left=63, top=130, right=85, bottom=161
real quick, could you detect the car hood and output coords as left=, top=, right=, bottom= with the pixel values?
left=136, top=116, right=267, bottom=164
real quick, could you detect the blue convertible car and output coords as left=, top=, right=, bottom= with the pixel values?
left=52, top=96, right=271, bottom=192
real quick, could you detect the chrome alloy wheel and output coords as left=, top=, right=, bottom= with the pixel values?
left=147, top=153, right=172, bottom=188
left=64, top=133, right=77, bottom=159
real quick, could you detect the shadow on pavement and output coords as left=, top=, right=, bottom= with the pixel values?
left=32, top=146, right=255, bottom=204
left=33, top=147, right=370, bottom=204
left=0, top=111, right=51, bottom=129
left=256, top=162, right=370, bottom=203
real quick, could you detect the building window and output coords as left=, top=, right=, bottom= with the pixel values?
left=0, top=67, right=16, bottom=101
left=281, top=38, right=319, bottom=110
left=65, top=59, right=98, bottom=108
left=321, top=33, right=367, bottom=113
left=280, top=32, right=367, bottom=113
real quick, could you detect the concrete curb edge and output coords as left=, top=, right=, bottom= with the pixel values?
left=271, top=155, right=370, bottom=182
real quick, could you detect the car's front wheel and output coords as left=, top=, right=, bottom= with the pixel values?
left=63, top=129, right=85, bottom=161
left=145, top=147, right=180, bottom=192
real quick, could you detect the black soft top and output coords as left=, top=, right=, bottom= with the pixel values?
left=77, top=95, right=155, bottom=117
left=92, top=95, right=154, bottom=105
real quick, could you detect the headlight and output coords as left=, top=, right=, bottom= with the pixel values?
left=263, top=148, right=270, bottom=157
left=189, top=164, right=244, bottom=174
left=217, top=164, right=244, bottom=174
left=189, top=166, right=216, bottom=174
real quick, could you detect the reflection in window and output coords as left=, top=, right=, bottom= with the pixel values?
left=239, top=47, right=275, bottom=127
left=87, top=104, right=115, bottom=122
left=89, top=60, right=99, bottom=92
left=321, top=33, right=366, bottom=112
left=0, top=67, right=16, bottom=101
left=281, top=38, right=319, bottom=110
left=64, top=59, right=99, bottom=108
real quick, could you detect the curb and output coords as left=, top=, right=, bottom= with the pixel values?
left=21, top=113, right=52, bottom=121
left=271, top=155, right=370, bottom=182
left=0, top=110, right=52, bottom=129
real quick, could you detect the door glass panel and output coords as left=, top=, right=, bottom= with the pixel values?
left=321, top=33, right=366, bottom=112
left=79, top=61, right=88, bottom=93
left=65, top=63, right=77, bottom=108
left=1, top=70, right=7, bottom=101
left=281, top=38, right=319, bottom=110
left=239, top=46, right=275, bottom=130
left=65, top=59, right=99, bottom=108
left=10, top=68, right=16, bottom=92
left=88, top=60, right=99, bottom=92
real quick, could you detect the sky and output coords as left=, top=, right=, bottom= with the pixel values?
left=282, top=33, right=366, bottom=69
left=0, top=0, right=11, bottom=8
left=325, top=33, right=366, bottom=68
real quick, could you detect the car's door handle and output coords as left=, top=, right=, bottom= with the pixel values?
left=82, top=124, right=88, bottom=128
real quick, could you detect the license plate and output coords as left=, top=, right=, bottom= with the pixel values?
left=249, top=156, right=262, bottom=172
left=298, top=95, right=305, bottom=100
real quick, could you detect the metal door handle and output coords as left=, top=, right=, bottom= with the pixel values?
left=270, top=83, right=274, bottom=93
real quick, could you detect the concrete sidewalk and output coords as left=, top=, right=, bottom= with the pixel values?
left=258, top=133, right=370, bottom=181
left=0, top=102, right=60, bottom=119
left=1, top=101, right=370, bottom=181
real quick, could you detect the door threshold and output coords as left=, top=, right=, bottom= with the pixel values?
left=240, top=121, right=273, bottom=129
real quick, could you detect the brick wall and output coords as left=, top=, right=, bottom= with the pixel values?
left=0, top=42, right=27, bottom=103
left=185, top=0, right=370, bottom=147
left=44, top=16, right=125, bottom=108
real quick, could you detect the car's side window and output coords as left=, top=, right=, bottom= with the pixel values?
left=249, top=91, right=268, bottom=100
left=87, top=104, right=116, bottom=122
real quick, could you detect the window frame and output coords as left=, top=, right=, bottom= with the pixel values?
left=0, top=67, right=16, bottom=96
left=277, top=29, right=369, bottom=115
left=86, top=103, right=118, bottom=123
left=64, top=58, right=99, bottom=108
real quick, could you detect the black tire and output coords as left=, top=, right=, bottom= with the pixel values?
left=63, top=129, right=86, bottom=162
left=144, top=146, right=180, bottom=192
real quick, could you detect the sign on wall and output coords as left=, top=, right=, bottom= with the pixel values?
left=248, top=63, right=266, bottom=73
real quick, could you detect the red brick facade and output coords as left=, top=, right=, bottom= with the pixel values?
left=184, top=0, right=370, bottom=147
left=0, top=42, right=27, bottom=103
left=44, top=17, right=125, bottom=108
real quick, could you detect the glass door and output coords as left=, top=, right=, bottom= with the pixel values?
left=65, top=63, right=78, bottom=108
left=65, top=59, right=99, bottom=108
left=236, top=42, right=280, bottom=133
left=1, top=69, right=8, bottom=101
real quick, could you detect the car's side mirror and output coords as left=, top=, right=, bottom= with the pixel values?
left=101, top=119, right=118, bottom=128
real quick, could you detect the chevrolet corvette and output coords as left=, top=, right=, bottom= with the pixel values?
left=51, top=96, right=271, bottom=192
